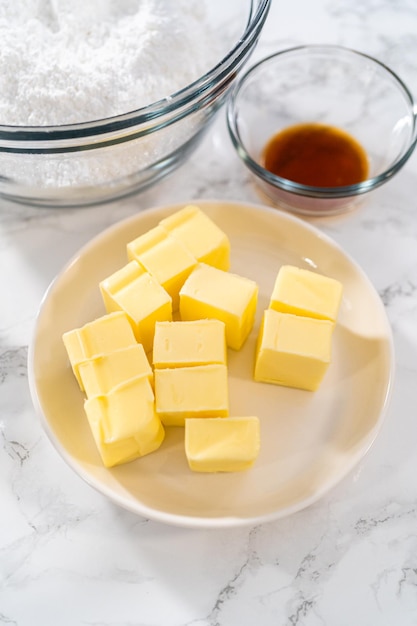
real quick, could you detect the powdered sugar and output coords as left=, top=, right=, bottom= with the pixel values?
left=0, top=0, right=249, bottom=202
left=0, top=0, right=222, bottom=126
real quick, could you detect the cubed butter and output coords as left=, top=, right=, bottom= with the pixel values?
left=78, top=344, right=153, bottom=398
left=84, top=375, right=164, bottom=468
left=270, top=265, right=343, bottom=322
left=185, top=416, right=260, bottom=472
left=254, top=309, right=334, bottom=391
left=159, top=205, right=231, bottom=271
left=99, top=260, right=172, bottom=353
left=154, top=364, right=229, bottom=427
left=152, top=319, right=227, bottom=368
left=179, top=263, right=258, bottom=350
left=62, top=311, right=137, bottom=390
left=127, top=225, right=197, bottom=310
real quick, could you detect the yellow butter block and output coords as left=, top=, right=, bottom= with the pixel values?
left=127, top=225, right=197, bottom=310
left=152, top=319, right=227, bottom=368
left=62, top=311, right=137, bottom=391
left=159, top=205, right=231, bottom=271
left=254, top=309, right=334, bottom=391
left=99, top=260, right=172, bottom=353
left=185, top=416, right=260, bottom=472
left=270, top=265, right=343, bottom=322
left=154, top=364, right=229, bottom=427
left=179, top=263, right=258, bottom=350
left=78, top=344, right=153, bottom=398
left=84, top=376, right=164, bottom=468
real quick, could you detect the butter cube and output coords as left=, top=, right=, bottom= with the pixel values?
left=270, top=265, right=343, bottom=322
left=84, top=376, right=164, bottom=468
left=185, top=416, right=260, bottom=472
left=179, top=263, right=258, bottom=350
left=62, top=311, right=137, bottom=390
left=254, top=309, right=334, bottom=391
left=152, top=319, right=227, bottom=368
left=154, top=364, right=229, bottom=427
left=99, top=260, right=172, bottom=353
left=159, top=205, right=231, bottom=271
left=78, top=344, right=153, bottom=398
left=127, top=225, right=197, bottom=310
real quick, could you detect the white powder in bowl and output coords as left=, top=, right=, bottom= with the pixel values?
left=0, top=0, right=245, bottom=199
left=0, top=0, right=224, bottom=126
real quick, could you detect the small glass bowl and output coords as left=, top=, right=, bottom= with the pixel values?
left=227, top=45, right=417, bottom=216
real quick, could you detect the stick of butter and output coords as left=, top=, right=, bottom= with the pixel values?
left=270, top=265, right=343, bottom=322
left=179, top=263, right=258, bottom=350
left=84, top=375, right=164, bottom=468
left=159, top=205, right=231, bottom=271
left=99, top=260, right=172, bottom=353
left=127, top=225, right=197, bottom=311
left=154, top=364, right=229, bottom=427
left=152, top=319, right=227, bottom=368
left=62, top=311, right=137, bottom=391
left=185, top=416, right=260, bottom=472
left=78, top=344, right=153, bottom=398
left=254, top=309, right=334, bottom=391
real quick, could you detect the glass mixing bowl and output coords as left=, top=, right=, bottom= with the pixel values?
left=227, top=45, right=417, bottom=216
left=0, top=0, right=270, bottom=208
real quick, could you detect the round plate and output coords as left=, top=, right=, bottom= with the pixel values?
left=28, top=200, right=394, bottom=528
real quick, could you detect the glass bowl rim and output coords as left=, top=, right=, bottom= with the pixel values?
left=227, top=43, right=417, bottom=199
left=0, top=0, right=271, bottom=144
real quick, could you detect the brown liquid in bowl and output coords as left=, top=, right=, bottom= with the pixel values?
left=262, top=122, right=369, bottom=187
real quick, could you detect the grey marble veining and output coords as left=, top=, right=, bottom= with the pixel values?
left=1, top=1, right=417, bottom=624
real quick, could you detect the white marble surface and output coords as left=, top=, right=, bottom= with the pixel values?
left=2, top=1, right=417, bottom=624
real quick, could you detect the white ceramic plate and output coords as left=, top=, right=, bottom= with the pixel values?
left=28, top=200, right=394, bottom=528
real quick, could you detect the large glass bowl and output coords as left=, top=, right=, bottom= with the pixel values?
left=0, top=1, right=270, bottom=208
left=227, top=45, right=417, bottom=216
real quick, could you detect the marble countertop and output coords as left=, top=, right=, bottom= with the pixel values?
left=2, top=1, right=417, bottom=624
